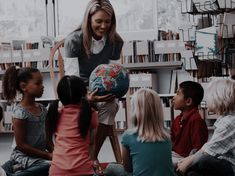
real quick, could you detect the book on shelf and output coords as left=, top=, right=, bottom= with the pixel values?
left=170, top=70, right=177, bottom=94
left=0, top=42, right=12, bottom=70
left=195, top=26, right=219, bottom=60
left=12, top=40, right=25, bottom=50
left=121, top=41, right=134, bottom=64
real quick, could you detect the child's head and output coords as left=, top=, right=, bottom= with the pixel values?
left=130, top=88, right=169, bottom=142
left=3, top=66, right=43, bottom=102
left=48, top=75, right=91, bottom=138
left=206, top=78, right=235, bottom=115
left=57, top=75, right=87, bottom=105
left=173, top=81, right=204, bottom=111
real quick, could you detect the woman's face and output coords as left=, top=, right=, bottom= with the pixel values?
left=90, top=9, right=112, bottom=40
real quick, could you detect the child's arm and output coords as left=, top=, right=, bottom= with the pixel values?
left=13, top=118, right=52, bottom=160
left=176, top=149, right=204, bottom=174
left=191, top=118, right=208, bottom=150
left=122, top=145, right=132, bottom=172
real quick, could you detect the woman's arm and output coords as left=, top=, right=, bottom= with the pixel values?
left=122, top=145, right=132, bottom=172
left=13, top=118, right=52, bottom=160
left=87, top=89, right=115, bottom=102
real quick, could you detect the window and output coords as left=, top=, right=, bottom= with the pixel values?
left=0, top=0, right=46, bottom=41
left=55, top=0, right=157, bottom=37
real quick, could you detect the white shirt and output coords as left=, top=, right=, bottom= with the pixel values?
left=90, top=36, right=106, bottom=54
left=64, top=36, right=107, bottom=76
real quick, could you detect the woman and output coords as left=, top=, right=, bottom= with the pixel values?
left=64, top=0, right=124, bottom=172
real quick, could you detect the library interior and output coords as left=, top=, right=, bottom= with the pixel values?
left=0, top=0, right=235, bottom=176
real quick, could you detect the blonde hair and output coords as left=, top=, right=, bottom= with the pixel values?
left=77, top=0, right=122, bottom=57
left=206, top=78, right=235, bottom=115
left=130, top=88, right=170, bottom=142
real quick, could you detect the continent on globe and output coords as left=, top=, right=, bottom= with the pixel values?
left=89, top=63, right=130, bottom=98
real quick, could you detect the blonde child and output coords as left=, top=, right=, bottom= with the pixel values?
left=48, top=75, right=99, bottom=176
left=177, top=78, right=235, bottom=176
left=1, top=66, right=52, bottom=176
left=106, top=88, right=175, bottom=176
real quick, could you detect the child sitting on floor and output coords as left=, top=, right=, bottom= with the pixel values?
left=171, top=81, right=208, bottom=166
left=176, top=78, right=235, bottom=176
left=105, top=88, right=176, bottom=176
left=48, top=75, right=99, bottom=176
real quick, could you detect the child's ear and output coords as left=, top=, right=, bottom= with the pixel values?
left=19, top=82, right=27, bottom=92
left=185, top=97, right=193, bottom=106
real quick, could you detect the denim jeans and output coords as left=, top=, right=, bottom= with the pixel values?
left=186, top=154, right=234, bottom=176
left=2, top=160, right=50, bottom=176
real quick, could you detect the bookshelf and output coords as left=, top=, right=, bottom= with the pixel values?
left=178, top=0, right=235, bottom=130
left=120, top=36, right=190, bottom=129
left=0, top=41, right=61, bottom=134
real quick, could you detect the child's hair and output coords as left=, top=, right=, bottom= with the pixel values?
left=130, top=88, right=169, bottom=142
left=48, top=75, right=92, bottom=138
left=2, top=65, right=40, bottom=102
left=206, top=78, right=235, bottom=115
left=179, top=81, right=204, bottom=107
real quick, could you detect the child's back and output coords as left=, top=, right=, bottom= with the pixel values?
left=50, top=104, right=97, bottom=175
left=48, top=76, right=98, bottom=176
left=122, top=131, right=175, bottom=176
left=121, top=88, right=176, bottom=176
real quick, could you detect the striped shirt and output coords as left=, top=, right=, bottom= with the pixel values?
left=202, top=113, right=235, bottom=173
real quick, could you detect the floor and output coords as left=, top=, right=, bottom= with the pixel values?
left=0, top=133, right=119, bottom=165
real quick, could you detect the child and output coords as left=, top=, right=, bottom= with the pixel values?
left=171, top=81, right=208, bottom=166
left=176, top=78, right=235, bottom=176
left=48, top=75, right=98, bottom=176
left=107, top=88, right=175, bottom=176
left=1, top=66, right=52, bottom=175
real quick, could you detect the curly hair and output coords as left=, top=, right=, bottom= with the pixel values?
left=2, top=66, right=39, bottom=102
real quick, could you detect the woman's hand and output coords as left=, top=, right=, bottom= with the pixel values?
left=87, top=89, right=116, bottom=102
left=176, top=155, right=194, bottom=175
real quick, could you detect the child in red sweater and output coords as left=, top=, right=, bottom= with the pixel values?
left=171, top=81, right=208, bottom=166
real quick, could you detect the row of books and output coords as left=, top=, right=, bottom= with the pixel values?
left=0, top=48, right=61, bottom=71
left=121, top=40, right=186, bottom=64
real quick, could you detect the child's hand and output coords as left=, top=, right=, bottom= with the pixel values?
left=87, top=89, right=115, bottom=102
left=176, top=155, right=193, bottom=175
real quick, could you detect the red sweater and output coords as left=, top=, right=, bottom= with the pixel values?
left=171, top=108, right=208, bottom=157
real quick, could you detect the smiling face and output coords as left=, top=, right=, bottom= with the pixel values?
left=90, top=9, right=112, bottom=40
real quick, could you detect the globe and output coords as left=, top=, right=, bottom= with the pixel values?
left=89, top=63, right=130, bottom=98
